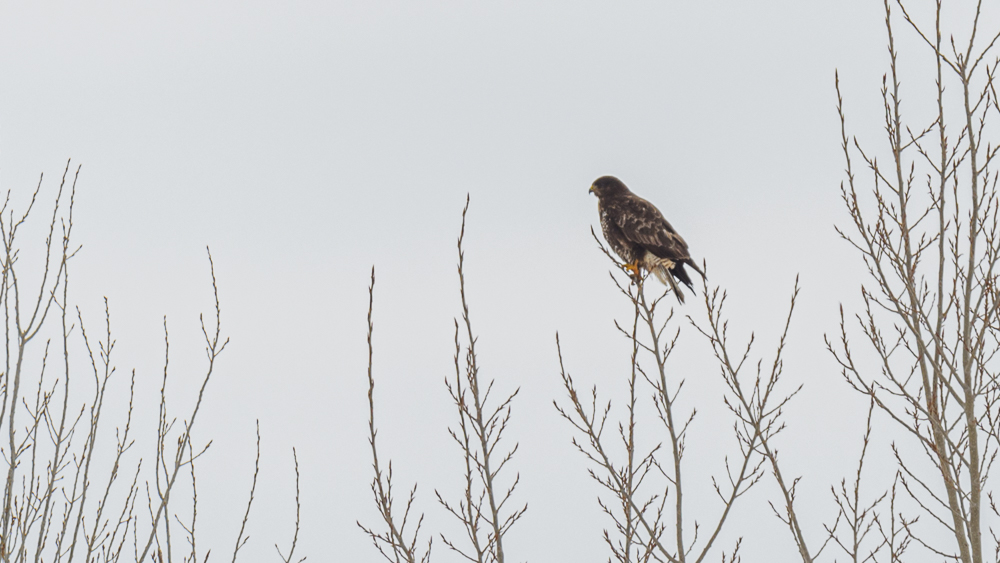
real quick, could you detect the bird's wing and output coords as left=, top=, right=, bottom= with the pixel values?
left=607, top=195, right=691, bottom=260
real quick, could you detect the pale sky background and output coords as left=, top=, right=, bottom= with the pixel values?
left=0, top=1, right=949, bottom=560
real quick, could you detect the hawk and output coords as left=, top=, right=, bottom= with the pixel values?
left=589, top=175, right=704, bottom=303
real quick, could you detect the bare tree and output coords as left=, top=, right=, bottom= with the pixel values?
left=830, top=1, right=1000, bottom=561
left=359, top=266, right=433, bottom=563
left=436, top=197, right=526, bottom=563
left=0, top=161, right=302, bottom=563
left=555, top=230, right=812, bottom=563
left=360, top=197, right=526, bottom=563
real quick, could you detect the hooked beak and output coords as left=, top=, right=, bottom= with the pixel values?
left=588, top=185, right=595, bottom=195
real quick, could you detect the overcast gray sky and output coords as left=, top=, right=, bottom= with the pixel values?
left=0, top=1, right=926, bottom=560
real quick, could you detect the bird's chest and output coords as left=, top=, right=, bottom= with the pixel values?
left=599, top=205, right=640, bottom=262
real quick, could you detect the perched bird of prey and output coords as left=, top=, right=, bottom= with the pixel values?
left=589, top=175, right=704, bottom=303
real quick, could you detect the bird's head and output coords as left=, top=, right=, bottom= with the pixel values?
left=589, top=176, right=630, bottom=199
